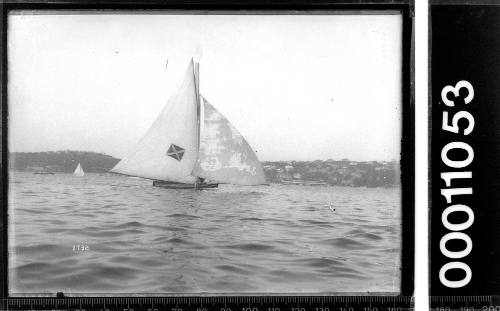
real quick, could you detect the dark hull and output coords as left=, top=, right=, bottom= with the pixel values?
left=152, top=180, right=218, bottom=189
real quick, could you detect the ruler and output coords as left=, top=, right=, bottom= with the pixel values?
left=2, top=296, right=413, bottom=311
left=430, top=296, right=500, bottom=310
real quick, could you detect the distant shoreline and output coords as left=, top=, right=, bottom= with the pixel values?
left=10, top=150, right=400, bottom=188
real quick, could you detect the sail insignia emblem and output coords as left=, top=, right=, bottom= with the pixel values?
left=167, top=144, right=185, bottom=161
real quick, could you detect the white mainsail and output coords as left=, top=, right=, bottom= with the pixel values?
left=192, top=97, right=266, bottom=185
left=110, top=60, right=199, bottom=183
left=74, top=163, right=85, bottom=176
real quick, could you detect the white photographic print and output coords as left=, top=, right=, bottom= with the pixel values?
left=8, top=11, right=402, bottom=295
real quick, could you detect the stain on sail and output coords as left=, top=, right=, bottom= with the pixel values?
left=192, top=97, right=266, bottom=185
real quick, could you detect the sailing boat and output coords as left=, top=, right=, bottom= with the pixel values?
left=74, top=162, right=85, bottom=177
left=110, top=59, right=266, bottom=189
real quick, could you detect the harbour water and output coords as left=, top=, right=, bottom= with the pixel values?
left=8, top=172, right=401, bottom=295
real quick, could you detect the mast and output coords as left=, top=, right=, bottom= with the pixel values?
left=193, top=58, right=201, bottom=148
left=193, top=58, right=202, bottom=188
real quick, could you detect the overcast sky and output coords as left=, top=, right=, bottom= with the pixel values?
left=8, top=12, right=402, bottom=161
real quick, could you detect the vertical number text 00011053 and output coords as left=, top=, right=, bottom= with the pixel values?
left=438, top=80, right=476, bottom=289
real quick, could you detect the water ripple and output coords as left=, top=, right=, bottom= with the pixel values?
left=8, top=172, right=401, bottom=294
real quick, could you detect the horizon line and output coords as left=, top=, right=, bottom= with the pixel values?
left=9, top=149, right=399, bottom=163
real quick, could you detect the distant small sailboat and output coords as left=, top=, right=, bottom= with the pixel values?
left=111, top=59, right=266, bottom=189
left=74, top=163, right=85, bottom=177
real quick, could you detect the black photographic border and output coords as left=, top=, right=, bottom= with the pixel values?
left=0, top=0, right=414, bottom=305
left=429, top=0, right=500, bottom=303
